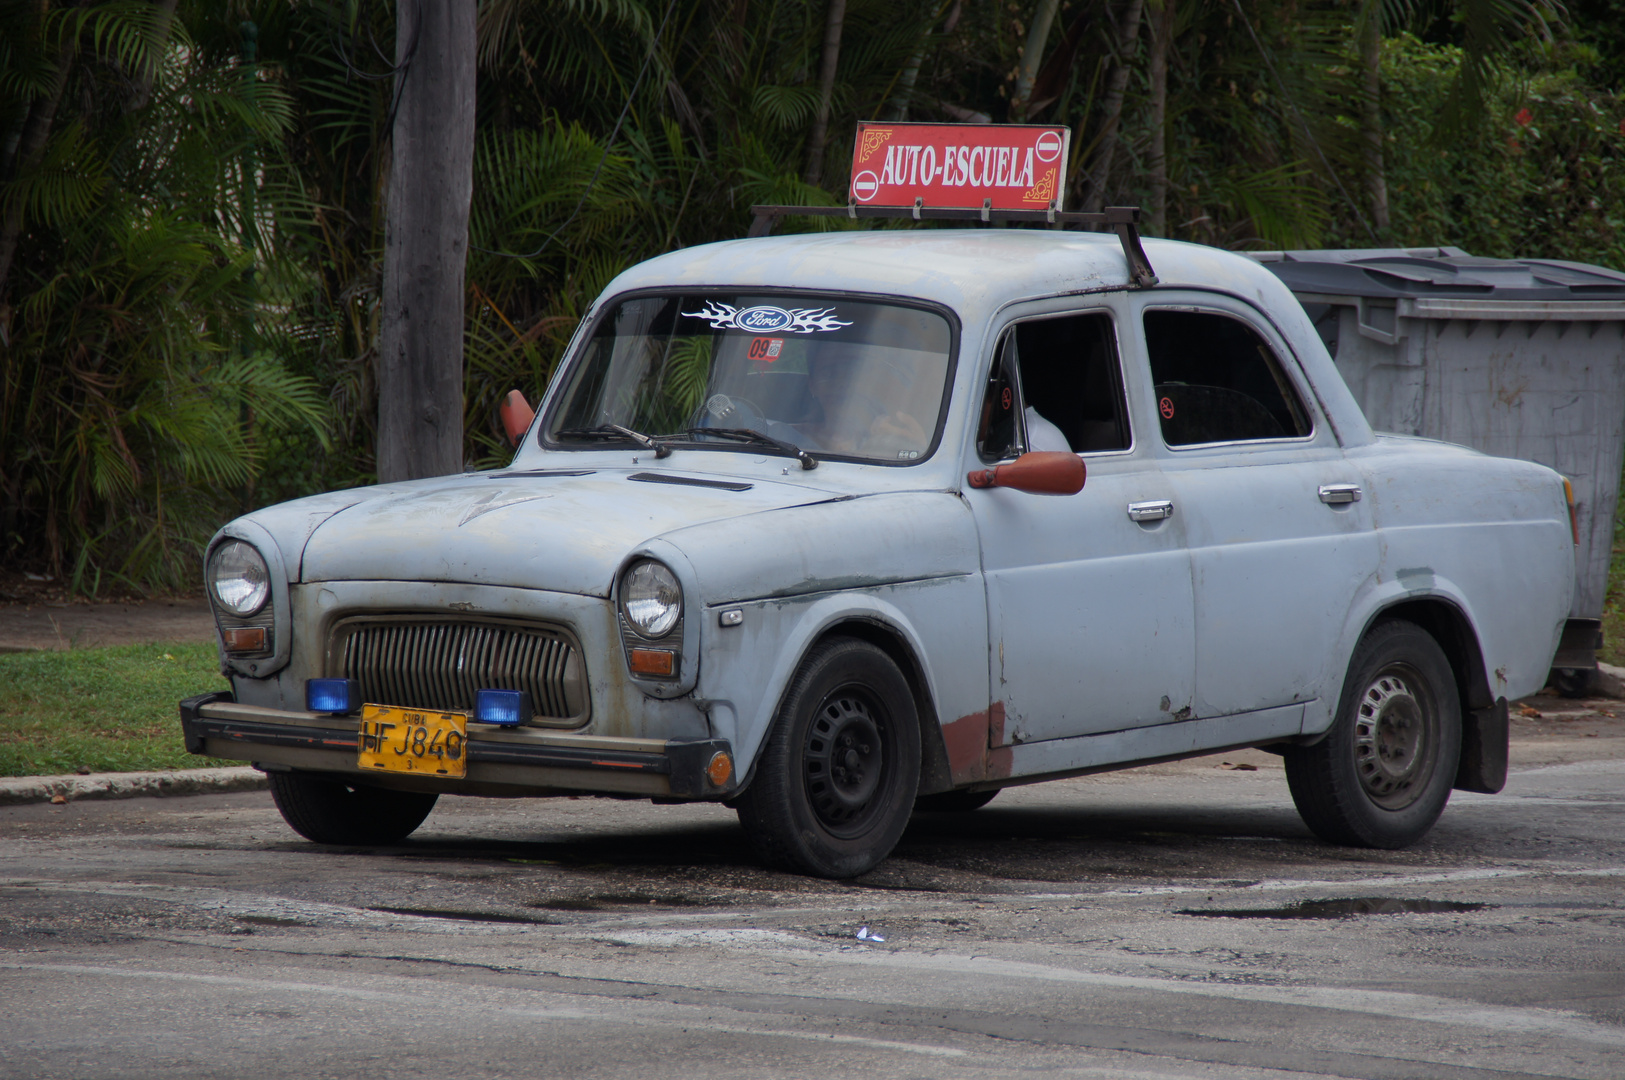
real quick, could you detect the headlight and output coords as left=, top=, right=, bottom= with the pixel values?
left=208, top=540, right=270, bottom=617
left=620, top=560, right=682, bottom=638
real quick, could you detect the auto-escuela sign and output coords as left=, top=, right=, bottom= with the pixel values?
left=847, top=122, right=1072, bottom=213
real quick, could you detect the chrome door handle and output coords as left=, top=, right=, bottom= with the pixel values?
left=1319, top=483, right=1363, bottom=505
left=1128, top=499, right=1174, bottom=522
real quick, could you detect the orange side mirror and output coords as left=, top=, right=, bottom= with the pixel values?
left=967, top=451, right=1085, bottom=495
left=499, top=389, right=535, bottom=448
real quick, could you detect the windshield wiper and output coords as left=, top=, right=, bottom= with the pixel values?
left=684, top=427, right=817, bottom=470
left=554, top=424, right=672, bottom=458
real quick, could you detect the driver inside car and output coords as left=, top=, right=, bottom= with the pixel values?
left=795, top=349, right=929, bottom=458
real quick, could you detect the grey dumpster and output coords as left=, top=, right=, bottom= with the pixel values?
left=1252, top=246, right=1625, bottom=689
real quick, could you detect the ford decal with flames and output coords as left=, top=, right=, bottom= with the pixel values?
left=681, top=301, right=853, bottom=334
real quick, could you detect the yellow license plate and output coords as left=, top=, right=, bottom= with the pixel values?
left=358, top=704, right=468, bottom=778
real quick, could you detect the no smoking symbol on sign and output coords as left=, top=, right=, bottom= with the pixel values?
left=1160, top=397, right=1175, bottom=420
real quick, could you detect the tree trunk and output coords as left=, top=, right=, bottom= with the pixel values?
left=1359, top=10, right=1390, bottom=233
left=1011, top=0, right=1063, bottom=122
left=883, top=48, right=926, bottom=122
left=128, top=0, right=181, bottom=112
left=885, top=1, right=961, bottom=122
left=377, top=0, right=476, bottom=482
left=0, top=17, right=82, bottom=302
left=803, top=0, right=847, bottom=186
left=1147, top=0, right=1173, bottom=234
left=1082, top=0, right=1143, bottom=215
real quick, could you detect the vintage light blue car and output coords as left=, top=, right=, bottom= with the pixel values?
left=181, top=228, right=1576, bottom=877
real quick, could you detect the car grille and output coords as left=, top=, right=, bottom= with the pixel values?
left=330, top=618, right=587, bottom=724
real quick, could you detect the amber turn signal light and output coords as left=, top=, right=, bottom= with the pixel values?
left=1563, top=478, right=1580, bottom=546
left=706, top=751, right=734, bottom=787
left=628, top=648, right=676, bottom=676
left=222, top=626, right=266, bottom=652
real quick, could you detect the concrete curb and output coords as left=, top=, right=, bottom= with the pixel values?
left=1595, top=662, right=1625, bottom=699
left=0, top=766, right=266, bottom=807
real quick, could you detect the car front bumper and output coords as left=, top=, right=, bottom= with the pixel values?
left=179, top=692, right=734, bottom=799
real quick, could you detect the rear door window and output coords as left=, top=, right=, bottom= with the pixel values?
left=1143, top=310, right=1311, bottom=446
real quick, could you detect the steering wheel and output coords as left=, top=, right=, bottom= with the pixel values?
left=698, top=393, right=767, bottom=431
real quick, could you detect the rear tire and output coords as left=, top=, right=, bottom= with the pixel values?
left=1553, top=667, right=1594, bottom=699
left=1285, top=621, right=1461, bottom=849
left=915, top=788, right=998, bottom=813
left=267, top=771, right=438, bottom=845
left=736, top=637, right=921, bottom=878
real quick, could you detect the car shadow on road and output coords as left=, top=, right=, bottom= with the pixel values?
left=233, top=798, right=1394, bottom=896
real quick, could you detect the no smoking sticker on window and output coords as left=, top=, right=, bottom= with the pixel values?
left=1160, top=396, right=1175, bottom=420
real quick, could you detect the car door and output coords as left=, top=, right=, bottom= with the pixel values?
left=966, top=303, right=1197, bottom=747
left=1130, top=293, right=1378, bottom=720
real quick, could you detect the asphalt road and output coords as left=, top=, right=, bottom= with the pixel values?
left=2, top=697, right=1622, bottom=1079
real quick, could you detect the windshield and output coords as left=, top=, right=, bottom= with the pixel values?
left=546, top=294, right=955, bottom=464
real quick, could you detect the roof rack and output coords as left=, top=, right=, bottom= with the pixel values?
left=746, top=203, right=1157, bottom=288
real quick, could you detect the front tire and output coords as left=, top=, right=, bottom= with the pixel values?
left=267, top=771, right=438, bottom=845
left=1285, top=620, right=1461, bottom=849
left=736, top=637, right=921, bottom=878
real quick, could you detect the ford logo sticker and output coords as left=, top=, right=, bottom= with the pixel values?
left=737, top=306, right=794, bottom=332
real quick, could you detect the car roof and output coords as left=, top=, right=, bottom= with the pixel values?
left=601, top=229, right=1296, bottom=318
left=585, top=227, right=1378, bottom=450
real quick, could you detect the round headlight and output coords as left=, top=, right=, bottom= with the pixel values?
left=620, top=560, right=682, bottom=638
left=209, top=540, right=270, bottom=617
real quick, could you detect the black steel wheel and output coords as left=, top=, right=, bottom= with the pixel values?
left=1284, top=620, right=1461, bottom=849
left=736, top=637, right=921, bottom=877
left=267, top=771, right=438, bottom=845
left=914, top=788, right=998, bottom=813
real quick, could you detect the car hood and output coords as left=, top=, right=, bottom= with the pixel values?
left=297, top=468, right=842, bottom=597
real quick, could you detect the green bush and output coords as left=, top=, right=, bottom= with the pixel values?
left=1330, top=34, right=1624, bottom=269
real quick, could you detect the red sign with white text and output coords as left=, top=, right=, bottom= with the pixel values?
left=848, top=122, right=1071, bottom=212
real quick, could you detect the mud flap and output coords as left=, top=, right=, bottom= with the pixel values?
left=1454, top=697, right=1508, bottom=794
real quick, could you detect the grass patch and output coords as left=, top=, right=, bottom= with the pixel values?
left=0, top=642, right=230, bottom=777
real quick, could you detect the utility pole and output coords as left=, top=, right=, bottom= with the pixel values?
left=377, top=0, right=476, bottom=482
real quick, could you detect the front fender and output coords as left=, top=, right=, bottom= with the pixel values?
left=695, top=576, right=987, bottom=786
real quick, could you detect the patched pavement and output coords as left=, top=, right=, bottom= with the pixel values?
left=2, top=712, right=1622, bottom=1079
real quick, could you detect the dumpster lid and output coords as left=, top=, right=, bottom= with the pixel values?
left=1250, top=247, right=1625, bottom=302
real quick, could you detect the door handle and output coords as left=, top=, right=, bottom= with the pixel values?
left=1127, top=499, right=1174, bottom=522
left=1318, top=483, right=1363, bottom=505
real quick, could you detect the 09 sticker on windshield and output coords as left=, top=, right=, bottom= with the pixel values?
left=748, top=337, right=785, bottom=361
left=682, top=301, right=852, bottom=334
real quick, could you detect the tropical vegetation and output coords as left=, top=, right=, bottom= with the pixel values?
left=2, top=0, right=1621, bottom=595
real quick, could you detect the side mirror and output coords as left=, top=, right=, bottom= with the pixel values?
left=967, top=451, right=1085, bottom=495
left=499, top=389, right=535, bottom=448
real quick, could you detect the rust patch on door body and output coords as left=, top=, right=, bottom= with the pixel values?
left=940, top=703, right=1012, bottom=783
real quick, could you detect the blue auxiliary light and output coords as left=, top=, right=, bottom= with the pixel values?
left=475, top=688, right=533, bottom=726
left=305, top=678, right=360, bottom=715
